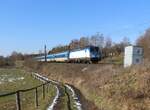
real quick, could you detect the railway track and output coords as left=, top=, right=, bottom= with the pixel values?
left=41, top=62, right=122, bottom=66
left=32, top=72, right=82, bottom=110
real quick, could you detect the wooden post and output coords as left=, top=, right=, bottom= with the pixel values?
left=42, top=84, right=45, bottom=99
left=35, top=88, right=39, bottom=108
left=46, top=84, right=49, bottom=93
left=16, top=91, right=21, bottom=110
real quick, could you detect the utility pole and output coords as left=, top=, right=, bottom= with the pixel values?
left=44, top=45, right=47, bottom=62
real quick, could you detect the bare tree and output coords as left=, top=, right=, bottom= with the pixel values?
left=90, top=33, right=104, bottom=48
left=79, top=37, right=89, bottom=48
left=105, top=37, right=112, bottom=48
left=102, top=37, right=113, bottom=57
left=137, top=28, right=150, bottom=60
left=10, top=51, right=24, bottom=61
left=122, top=37, right=130, bottom=47
left=48, top=44, right=69, bottom=54
left=69, top=39, right=80, bottom=50
left=120, top=37, right=131, bottom=52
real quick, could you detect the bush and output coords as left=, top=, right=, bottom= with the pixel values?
left=0, top=57, right=15, bottom=67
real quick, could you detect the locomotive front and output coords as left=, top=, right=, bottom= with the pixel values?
left=89, top=46, right=101, bottom=63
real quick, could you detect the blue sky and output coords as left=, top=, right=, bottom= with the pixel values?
left=0, top=0, right=150, bottom=56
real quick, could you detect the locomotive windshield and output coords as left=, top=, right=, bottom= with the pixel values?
left=90, top=46, right=101, bottom=60
left=90, top=46, right=99, bottom=53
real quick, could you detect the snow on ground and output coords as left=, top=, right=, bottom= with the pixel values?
left=47, top=86, right=59, bottom=110
left=32, top=72, right=60, bottom=110
left=65, top=84, right=82, bottom=110
left=0, top=74, right=24, bottom=84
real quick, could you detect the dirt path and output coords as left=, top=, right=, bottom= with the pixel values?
left=53, top=86, right=69, bottom=110
left=32, top=72, right=80, bottom=110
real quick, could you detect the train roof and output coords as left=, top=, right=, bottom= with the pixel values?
left=47, top=51, right=69, bottom=56
left=69, top=46, right=99, bottom=52
left=54, top=51, right=69, bottom=55
left=35, top=46, right=99, bottom=58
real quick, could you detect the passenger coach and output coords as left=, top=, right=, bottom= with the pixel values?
left=35, top=46, right=101, bottom=63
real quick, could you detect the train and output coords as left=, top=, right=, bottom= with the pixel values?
left=35, top=46, right=101, bottom=63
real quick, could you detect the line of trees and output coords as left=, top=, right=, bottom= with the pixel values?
left=0, top=51, right=35, bottom=67
left=0, top=56, right=14, bottom=67
left=48, top=33, right=131, bottom=57
left=1, top=27, right=150, bottom=67
left=0, top=35, right=130, bottom=67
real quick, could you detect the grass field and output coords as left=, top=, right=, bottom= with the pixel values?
left=0, top=68, right=56, bottom=110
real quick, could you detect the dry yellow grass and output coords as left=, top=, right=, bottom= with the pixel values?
left=24, top=59, right=150, bottom=110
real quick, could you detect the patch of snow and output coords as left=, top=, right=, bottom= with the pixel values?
left=47, top=86, right=59, bottom=110
left=1, top=74, right=8, bottom=77
left=18, top=77, right=24, bottom=80
left=32, top=72, right=59, bottom=84
left=8, top=78, right=14, bottom=82
left=8, top=77, right=24, bottom=82
left=0, top=76, right=24, bottom=84
left=65, top=84, right=82, bottom=110
left=81, top=67, right=87, bottom=72
left=32, top=72, right=60, bottom=110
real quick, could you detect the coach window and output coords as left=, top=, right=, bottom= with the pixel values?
left=137, top=49, right=140, bottom=54
left=136, top=58, right=139, bottom=63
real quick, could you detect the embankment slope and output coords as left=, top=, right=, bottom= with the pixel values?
left=25, top=62, right=150, bottom=110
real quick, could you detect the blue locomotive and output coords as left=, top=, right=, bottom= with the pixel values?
left=35, top=46, right=101, bottom=63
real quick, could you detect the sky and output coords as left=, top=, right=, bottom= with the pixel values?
left=0, top=0, right=150, bottom=56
